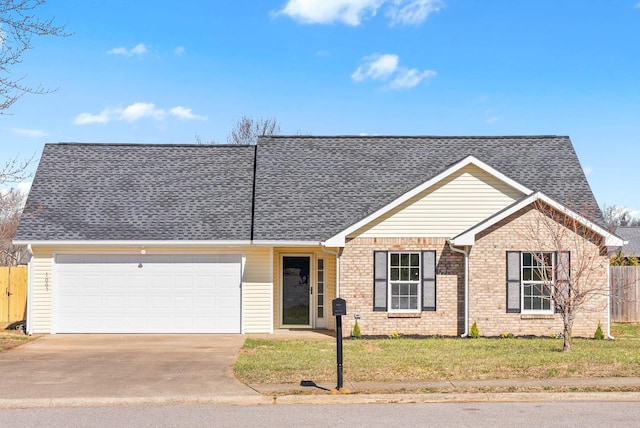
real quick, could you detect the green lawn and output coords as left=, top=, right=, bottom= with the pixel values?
left=235, top=324, right=640, bottom=384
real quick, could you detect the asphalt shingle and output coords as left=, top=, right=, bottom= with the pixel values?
left=615, top=227, right=640, bottom=256
left=252, top=136, right=602, bottom=241
left=15, top=143, right=256, bottom=241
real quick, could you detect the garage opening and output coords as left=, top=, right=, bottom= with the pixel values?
left=54, top=254, right=242, bottom=333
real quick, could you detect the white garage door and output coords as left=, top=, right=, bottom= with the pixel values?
left=54, top=254, right=242, bottom=333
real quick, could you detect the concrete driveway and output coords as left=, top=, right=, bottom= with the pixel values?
left=0, top=334, right=259, bottom=401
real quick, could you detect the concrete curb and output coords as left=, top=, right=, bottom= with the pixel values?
left=1, top=391, right=639, bottom=409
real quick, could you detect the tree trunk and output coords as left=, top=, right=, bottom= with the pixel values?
left=563, top=324, right=572, bottom=352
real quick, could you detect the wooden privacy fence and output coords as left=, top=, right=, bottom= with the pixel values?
left=0, top=266, right=28, bottom=324
left=610, top=266, right=640, bottom=323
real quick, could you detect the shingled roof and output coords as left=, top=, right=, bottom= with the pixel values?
left=615, top=226, right=640, bottom=256
left=16, top=136, right=602, bottom=244
left=252, top=136, right=602, bottom=241
left=15, top=143, right=256, bottom=241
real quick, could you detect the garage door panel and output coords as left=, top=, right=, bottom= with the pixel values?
left=55, top=254, right=242, bottom=333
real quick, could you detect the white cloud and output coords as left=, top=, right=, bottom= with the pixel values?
left=278, top=0, right=383, bottom=26
left=107, top=43, right=148, bottom=57
left=74, top=110, right=111, bottom=125
left=352, top=53, right=435, bottom=89
left=583, top=166, right=594, bottom=176
left=389, top=68, right=436, bottom=88
left=635, top=2, right=640, bottom=8
left=174, top=46, right=185, bottom=56
left=120, top=102, right=164, bottom=122
left=170, top=106, right=207, bottom=120
left=484, top=115, right=500, bottom=125
left=278, top=0, right=441, bottom=26
left=351, top=54, right=399, bottom=82
left=74, top=102, right=206, bottom=125
left=7, top=128, right=48, bottom=138
left=386, top=0, right=443, bottom=26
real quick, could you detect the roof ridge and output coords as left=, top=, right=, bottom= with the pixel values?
left=53, top=142, right=253, bottom=148
left=259, top=135, right=567, bottom=140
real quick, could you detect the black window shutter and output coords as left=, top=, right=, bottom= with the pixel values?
left=422, top=250, right=436, bottom=311
left=506, top=251, right=521, bottom=313
left=373, top=251, right=388, bottom=311
left=555, top=251, right=570, bottom=313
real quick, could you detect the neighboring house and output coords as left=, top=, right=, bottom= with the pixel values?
left=614, top=226, right=640, bottom=258
left=14, top=136, right=624, bottom=337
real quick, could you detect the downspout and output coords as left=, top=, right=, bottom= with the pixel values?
left=449, top=241, right=469, bottom=338
left=26, top=244, right=34, bottom=335
left=320, top=244, right=341, bottom=298
left=607, top=262, right=614, bottom=340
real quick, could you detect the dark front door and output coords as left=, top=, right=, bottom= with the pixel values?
left=282, top=256, right=310, bottom=326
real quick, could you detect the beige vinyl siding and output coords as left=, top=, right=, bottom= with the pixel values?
left=242, top=247, right=273, bottom=333
left=351, top=164, right=524, bottom=238
left=28, top=245, right=274, bottom=334
left=30, top=247, right=54, bottom=333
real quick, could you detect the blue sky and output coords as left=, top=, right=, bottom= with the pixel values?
left=2, top=0, right=640, bottom=214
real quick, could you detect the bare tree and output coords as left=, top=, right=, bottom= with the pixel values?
left=0, top=188, right=26, bottom=265
left=0, top=153, right=34, bottom=265
left=1, top=0, right=69, bottom=112
left=602, top=204, right=640, bottom=231
left=226, top=116, right=280, bottom=145
left=524, top=200, right=609, bottom=352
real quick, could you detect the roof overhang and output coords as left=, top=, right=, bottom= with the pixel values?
left=450, top=192, right=626, bottom=247
left=324, top=155, right=532, bottom=247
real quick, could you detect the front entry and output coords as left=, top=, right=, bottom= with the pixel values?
left=282, top=256, right=311, bottom=326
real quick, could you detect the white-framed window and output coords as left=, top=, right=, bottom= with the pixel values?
left=374, top=250, right=436, bottom=313
left=389, top=252, right=421, bottom=312
left=521, top=252, right=554, bottom=314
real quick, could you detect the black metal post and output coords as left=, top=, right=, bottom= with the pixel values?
left=336, top=314, right=343, bottom=390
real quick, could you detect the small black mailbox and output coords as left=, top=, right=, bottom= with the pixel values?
left=332, top=298, right=347, bottom=316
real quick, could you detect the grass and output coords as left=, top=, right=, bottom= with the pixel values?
left=0, top=331, right=35, bottom=352
left=234, top=324, right=640, bottom=384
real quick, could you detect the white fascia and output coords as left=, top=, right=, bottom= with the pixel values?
left=251, top=240, right=324, bottom=247
left=450, top=192, right=626, bottom=247
left=324, top=155, right=532, bottom=247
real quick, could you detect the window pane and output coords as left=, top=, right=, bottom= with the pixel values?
left=317, top=295, right=323, bottom=305
left=391, top=296, right=400, bottom=309
left=400, top=268, right=409, bottom=281
left=391, top=268, right=399, bottom=281
left=400, top=253, right=409, bottom=266
left=410, top=296, right=418, bottom=310
left=410, top=268, right=419, bottom=281
left=318, top=307, right=323, bottom=318
left=399, top=296, right=408, bottom=309
left=542, top=299, right=550, bottom=310
left=318, top=271, right=324, bottom=282
left=523, top=268, right=532, bottom=281
left=392, top=283, right=399, bottom=295
left=391, top=253, right=399, bottom=266
left=410, top=253, right=419, bottom=266
left=524, top=297, right=532, bottom=310
left=318, top=283, right=323, bottom=293
left=400, top=283, right=408, bottom=295
left=523, top=252, right=532, bottom=266
left=318, top=259, right=324, bottom=270
left=410, top=283, right=417, bottom=295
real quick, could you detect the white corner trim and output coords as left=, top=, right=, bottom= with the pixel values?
left=450, top=192, right=625, bottom=247
left=324, top=155, right=532, bottom=246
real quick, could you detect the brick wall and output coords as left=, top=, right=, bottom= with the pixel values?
left=339, top=206, right=610, bottom=339
left=469, top=206, right=609, bottom=338
left=339, top=237, right=464, bottom=337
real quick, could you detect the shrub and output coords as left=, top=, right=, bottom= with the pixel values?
left=351, top=320, right=362, bottom=338
left=470, top=322, right=480, bottom=338
left=594, top=322, right=605, bottom=340
left=389, top=331, right=401, bottom=339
